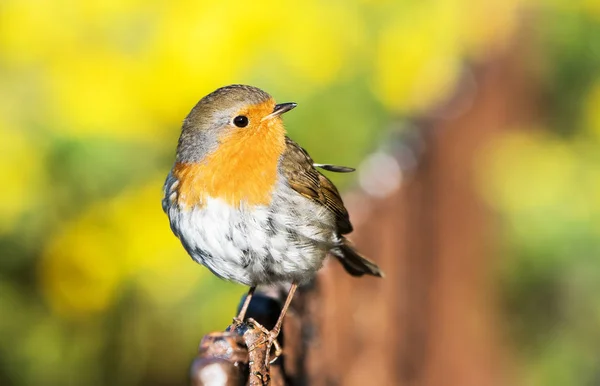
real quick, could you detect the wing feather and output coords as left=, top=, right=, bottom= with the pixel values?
left=281, top=137, right=353, bottom=234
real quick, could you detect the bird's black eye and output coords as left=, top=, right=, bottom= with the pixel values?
left=233, top=115, right=249, bottom=128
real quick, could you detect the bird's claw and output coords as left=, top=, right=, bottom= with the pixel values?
left=228, top=316, right=245, bottom=332
left=231, top=316, right=243, bottom=326
left=246, top=317, right=282, bottom=363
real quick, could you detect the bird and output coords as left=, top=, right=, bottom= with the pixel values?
left=162, top=84, right=383, bottom=354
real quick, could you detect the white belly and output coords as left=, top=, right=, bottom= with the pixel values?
left=166, top=184, right=336, bottom=286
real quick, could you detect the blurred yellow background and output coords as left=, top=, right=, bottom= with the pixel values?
left=1, top=0, right=600, bottom=385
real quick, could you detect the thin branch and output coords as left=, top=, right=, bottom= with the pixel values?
left=190, top=292, right=286, bottom=385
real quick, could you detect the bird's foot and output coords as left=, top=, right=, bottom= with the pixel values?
left=227, top=317, right=244, bottom=332
left=246, top=317, right=282, bottom=363
left=231, top=316, right=244, bottom=326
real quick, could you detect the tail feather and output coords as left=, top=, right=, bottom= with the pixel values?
left=333, top=238, right=384, bottom=278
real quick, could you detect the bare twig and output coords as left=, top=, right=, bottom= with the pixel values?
left=190, top=292, right=286, bottom=386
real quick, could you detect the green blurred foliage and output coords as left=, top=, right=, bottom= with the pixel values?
left=0, top=0, right=598, bottom=385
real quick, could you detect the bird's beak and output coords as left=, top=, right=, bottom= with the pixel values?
left=262, top=102, right=297, bottom=121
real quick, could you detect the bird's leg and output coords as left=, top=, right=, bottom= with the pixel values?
left=247, top=282, right=298, bottom=363
left=232, top=286, right=256, bottom=325
left=270, top=282, right=298, bottom=340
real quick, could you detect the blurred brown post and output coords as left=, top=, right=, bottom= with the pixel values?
left=278, top=25, right=538, bottom=386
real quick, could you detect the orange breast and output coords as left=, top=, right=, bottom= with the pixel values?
left=173, top=111, right=286, bottom=209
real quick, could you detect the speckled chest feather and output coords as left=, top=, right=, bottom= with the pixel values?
left=163, top=175, right=337, bottom=286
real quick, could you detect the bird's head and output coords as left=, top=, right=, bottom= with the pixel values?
left=176, top=84, right=296, bottom=163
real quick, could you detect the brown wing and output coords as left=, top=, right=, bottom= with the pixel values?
left=281, top=136, right=353, bottom=234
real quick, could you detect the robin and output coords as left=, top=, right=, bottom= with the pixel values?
left=162, top=84, right=383, bottom=354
